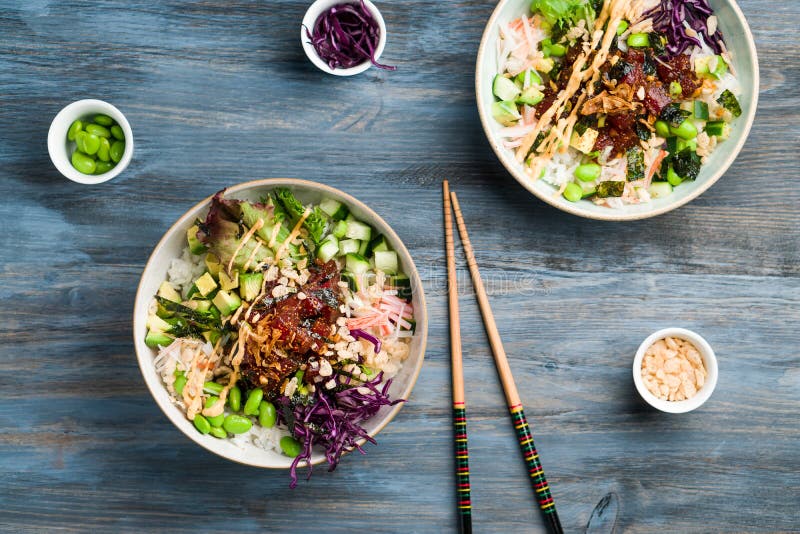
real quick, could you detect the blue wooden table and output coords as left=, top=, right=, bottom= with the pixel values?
left=1, top=1, right=798, bottom=532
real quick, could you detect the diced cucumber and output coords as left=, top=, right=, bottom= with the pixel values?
left=492, top=101, right=521, bottom=126
left=493, top=74, right=521, bottom=101
left=403, top=319, right=417, bottom=334
left=705, top=120, right=728, bottom=139
left=345, top=220, right=372, bottom=241
left=187, top=225, right=207, bottom=255
left=147, top=314, right=172, bottom=333
left=194, top=272, right=218, bottom=297
left=145, top=330, right=174, bottom=349
left=319, top=198, right=349, bottom=220
left=212, top=290, right=242, bottom=316
left=695, top=55, right=726, bottom=79
left=374, top=250, right=398, bottom=275
left=317, top=235, right=339, bottom=263
left=387, top=272, right=411, bottom=300
left=158, top=281, right=182, bottom=303
left=358, top=239, right=369, bottom=257
left=338, top=238, right=361, bottom=256
left=516, top=86, right=543, bottom=106
left=648, top=182, right=673, bottom=199
left=345, top=253, right=371, bottom=275
left=239, top=272, right=263, bottom=302
left=341, top=271, right=360, bottom=292
left=205, top=253, right=221, bottom=277
left=366, top=234, right=390, bottom=257
left=332, top=220, right=348, bottom=239
left=345, top=212, right=358, bottom=222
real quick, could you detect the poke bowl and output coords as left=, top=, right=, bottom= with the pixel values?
left=476, top=0, right=758, bottom=220
left=133, top=178, right=427, bottom=483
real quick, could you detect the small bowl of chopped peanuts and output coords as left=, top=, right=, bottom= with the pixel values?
left=633, top=328, right=718, bottom=414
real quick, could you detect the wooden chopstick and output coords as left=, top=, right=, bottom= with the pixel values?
left=443, top=180, right=472, bottom=534
left=449, top=190, right=564, bottom=534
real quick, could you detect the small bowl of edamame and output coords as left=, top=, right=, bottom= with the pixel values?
left=48, top=99, right=134, bottom=185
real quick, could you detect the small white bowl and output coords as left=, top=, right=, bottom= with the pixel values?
left=633, top=328, right=718, bottom=413
left=47, top=99, right=134, bottom=185
left=301, top=0, right=387, bottom=76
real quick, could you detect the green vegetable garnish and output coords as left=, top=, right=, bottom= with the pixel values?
left=596, top=181, right=625, bottom=198
left=716, top=89, right=742, bottom=118
left=274, top=188, right=327, bottom=244
left=626, top=146, right=645, bottom=181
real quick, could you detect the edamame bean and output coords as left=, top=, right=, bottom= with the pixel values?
left=67, top=120, right=83, bottom=141
left=85, top=123, right=111, bottom=138
left=563, top=182, right=583, bottom=203
left=227, top=386, right=241, bottom=411
left=627, top=32, right=650, bottom=48
left=258, top=401, right=277, bottom=428
left=574, top=163, right=601, bottom=182
left=616, top=20, right=629, bottom=36
left=71, top=151, right=96, bottom=175
left=110, top=125, right=124, bottom=140
left=547, top=43, right=567, bottom=57
left=110, top=140, right=125, bottom=163
left=243, top=389, right=263, bottom=416
left=204, top=396, right=225, bottom=427
left=174, top=374, right=187, bottom=396
left=670, top=119, right=698, bottom=140
left=209, top=427, right=227, bottom=438
left=203, top=381, right=224, bottom=395
left=666, top=166, right=683, bottom=186
left=193, top=414, right=211, bottom=434
left=93, top=114, right=114, bottom=126
left=654, top=120, right=670, bottom=138
left=97, top=137, right=111, bottom=162
left=280, top=436, right=302, bottom=458
left=222, top=414, right=252, bottom=434
left=94, top=160, right=114, bottom=174
left=80, top=132, right=101, bottom=155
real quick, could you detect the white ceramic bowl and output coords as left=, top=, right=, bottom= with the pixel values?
left=475, top=0, right=759, bottom=220
left=133, top=178, right=428, bottom=469
left=47, top=99, right=134, bottom=185
left=301, top=0, right=387, bottom=76
left=633, top=328, right=718, bottom=413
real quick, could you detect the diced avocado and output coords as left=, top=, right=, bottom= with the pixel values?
left=184, top=299, right=212, bottom=312
left=516, top=86, right=544, bottom=106
left=338, top=238, right=361, bottom=256
left=648, top=182, right=673, bottom=199
left=374, top=250, right=398, bottom=275
left=344, top=220, right=372, bottom=241
left=219, top=270, right=238, bottom=291
left=570, top=127, right=599, bottom=154
left=332, top=220, right=348, bottom=239
left=514, top=69, right=543, bottom=87
left=212, top=290, right=242, bottom=316
left=345, top=253, right=371, bottom=275
left=205, top=253, right=221, bottom=277
left=194, top=272, right=218, bottom=297
left=145, top=330, right=174, bottom=349
left=317, top=235, right=339, bottom=263
left=239, top=272, right=263, bottom=302
left=319, top=198, right=350, bottom=220
left=158, top=281, right=182, bottom=303
left=147, top=314, right=172, bottom=333
left=493, top=74, right=521, bottom=101
left=695, top=55, right=727, bottom=79
left=491, top=101, right=521, bottom=126
left=187, top=225, right=207, bottom=255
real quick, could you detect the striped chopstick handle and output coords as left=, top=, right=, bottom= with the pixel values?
left=453, top=402, right=472, bottom=533
left=510, top=405, right=563, bottom=533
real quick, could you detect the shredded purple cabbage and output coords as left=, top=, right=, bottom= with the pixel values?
left=646, top=0, right=725, bottom=56
left=348, top=328, right=382, bottom=354
left=305, top=1, right=396, bottom=71
left=276, top=372, right=403, bottom=488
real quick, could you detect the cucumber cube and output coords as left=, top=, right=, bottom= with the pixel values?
left=374, top=250, right=398, bottom=275
left=345, top=220, right=372, bottom=241
left=492, top=101, right=521, bottom=126
left=319, top=198, right=349, bottom=220
left=345, top=253, right=371, bottom=275
left=317, top=236, right=339, bottom=263
left=332, top=220, right=348, bottom=239
left=338, top=238, right=361, bottom=256
left=239, top=272, right=263, bottom=302
left=493, top=74, right=521, bottom=101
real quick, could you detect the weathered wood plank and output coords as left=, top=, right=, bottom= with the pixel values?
left=0, top=0, right=798, bottom=532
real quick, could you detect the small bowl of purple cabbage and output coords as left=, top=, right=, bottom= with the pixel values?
left=301, top=0, right=395, bottom=76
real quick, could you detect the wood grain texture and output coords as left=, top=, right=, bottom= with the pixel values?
left=1, top=0, right=798, bottom=532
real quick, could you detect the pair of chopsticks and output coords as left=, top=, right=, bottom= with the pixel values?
left=443, top=181, right=563, bottom=534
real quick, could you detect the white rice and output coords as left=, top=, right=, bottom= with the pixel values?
left=166, top=246, right=206, bottom=298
